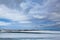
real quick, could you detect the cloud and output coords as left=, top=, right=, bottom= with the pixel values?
left=32, top=15, right=46, bottom=19
left=0, top=0, right=60, bottom=30
left=0, top=4, right=32, bottom=29
left=16, top=0, right=60, bottom=30
left=28, top=0, right=60, bottom=20
left=0, top=4, right=30, bottom=23
left=26, top=0, right=60, bottom=29
left=0, top=21, right=11, bottom=26
left=48, top=12, right=60, bottom=21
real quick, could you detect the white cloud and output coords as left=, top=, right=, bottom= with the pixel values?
left=19, top=0, right=60, bottom=28
left=0, top=21, right=11, bottom=26
left=0, top=0, right=60, bottom=29
left=0, top=4, right=32, bottom=27
left=20, top=2, right=29, bottom=10
left=20, top=0, right=33, bottom=7
left=32, top=15, right=46, bottom=19
left=0, top=4, right=29, bottom=23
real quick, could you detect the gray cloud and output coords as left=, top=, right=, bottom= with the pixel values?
left=0, top=0, right=60, bottom=30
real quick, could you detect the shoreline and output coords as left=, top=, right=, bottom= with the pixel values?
left=0, top=30, right=60, bottom=34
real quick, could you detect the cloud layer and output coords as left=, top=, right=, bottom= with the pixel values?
left=0, top=0, right=60, bottom=30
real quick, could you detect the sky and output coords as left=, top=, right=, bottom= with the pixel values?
left=0, top=0, right=60, bottom=30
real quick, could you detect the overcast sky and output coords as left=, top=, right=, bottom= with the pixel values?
left=0, top=0, right=60, bottom=30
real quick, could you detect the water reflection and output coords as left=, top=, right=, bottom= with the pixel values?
left=0, top=38, right=54, bottom=40
left=0, top=31, right=60, bottom=40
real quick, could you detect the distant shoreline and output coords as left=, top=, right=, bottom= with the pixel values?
left=0, top=29, right=60, bottom=34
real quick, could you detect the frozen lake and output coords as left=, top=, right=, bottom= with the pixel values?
left=0, top=31, right=60, bottom=40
